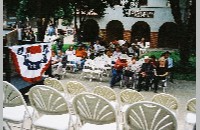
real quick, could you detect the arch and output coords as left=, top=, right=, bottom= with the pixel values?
left=106, top=20, right=124, bottom=42
left=131, top=21, right=150, bottom=42
left=158, top=22, right=179, bottom=48
left=82, top=19, right=100, bottom=42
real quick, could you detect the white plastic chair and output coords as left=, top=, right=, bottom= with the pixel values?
left=119, top=89, right=144, bottom=112
left=72, top=93, right=121, bottom=130
left=119, top=89, right=144, bottom=125
left=3, top=81, right=34, bottom=130
left=93, top=86, right=117, bottom=101
left=64, top=81, right=87, bottom=102
left=43, top=77, right=53, bottom=87
left=44, top=77, right=66, bottom=97
left=28, top=85, right=76, bottom=130
left=125, top=101, right=178, bottom=130
left=152, top=93, right=178, bottom=111
left=185, top=98, right=196, bottom=129
left=93, top=86, right=118, bottom=111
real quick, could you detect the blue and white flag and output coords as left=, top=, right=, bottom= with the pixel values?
left=9, top=43, right=52, bottom=83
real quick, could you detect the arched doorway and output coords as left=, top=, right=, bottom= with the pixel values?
left=131, top=21, right=150, bottom=42
left=158, top=22, right=179, bottom=48
left=82, top=19, right=99, bottom=42
left=106, top=20, right=124, bottom=42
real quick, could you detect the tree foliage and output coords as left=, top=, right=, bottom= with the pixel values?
left=68, top=0, right=119, bottom=42
left=169, top=0, right=196, bottom=64
left=7, top=0, right=119, bottom=41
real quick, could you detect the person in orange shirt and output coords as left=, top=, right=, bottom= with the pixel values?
left=75, top=44, right=87, bottom=69
left=75, top=45, right=87, bottom=58
left=110, top=54, right=128, bottom=88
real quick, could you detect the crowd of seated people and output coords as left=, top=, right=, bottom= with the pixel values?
left=48, top=37, right=173, bottom=93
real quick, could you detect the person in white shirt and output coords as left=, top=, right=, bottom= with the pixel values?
left=65, top=46, right=75, bottom=57
left=93, top=39, right=102, bottom=57
left=123, top=56, right=140, bottom=88
left=112, top=46, right=122, bottom=60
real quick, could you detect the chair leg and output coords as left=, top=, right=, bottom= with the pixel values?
left=4, top=122, right=12, bottom=130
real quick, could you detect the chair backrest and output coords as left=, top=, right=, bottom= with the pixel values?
left=73, top=93, right=116, bottom=125
left=152, top=93, right=178, bottom=110
left=125, top=101, right=177, bottom=130
left=44, top=77, right=65, bottom=92
left=64, top=81, right=87, bottom=95
left=43, top=77, right=53, bottom=87
left=186, top=98, right=196, bottom=113
left=119, top=89, right=144, bottom=104
left=28, top=85, right=69, bottom=115
left=3, top=81, right=26, bottom=107
left=93, top=86, right=116, bottom=101
left=50, top=78, right=65, bottom=92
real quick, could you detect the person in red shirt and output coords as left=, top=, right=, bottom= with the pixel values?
left=110, top=54, right=128, bottom=88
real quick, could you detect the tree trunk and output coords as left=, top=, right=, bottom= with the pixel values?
left=36, top=17, right=49, bottom=41
left=169, top=0, right=190, bottom=64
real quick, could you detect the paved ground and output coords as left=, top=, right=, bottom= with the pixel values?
left=6, top=71, right=196, bottom=130
left=59, top=71, right=196, bottom=130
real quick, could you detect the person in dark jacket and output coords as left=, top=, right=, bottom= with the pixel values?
left=137, top=56, right=154, bottom=91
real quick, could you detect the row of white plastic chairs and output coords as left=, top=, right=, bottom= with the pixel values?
left=3, top=80, right=196, bottom=130
left=80, top=56, right=144, bottom=82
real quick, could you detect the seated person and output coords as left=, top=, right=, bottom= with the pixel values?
left=123, top=56, right=140, bottom=88
left=75, top=44, right=87, bottom=69
left=153, top=57, right=168, bottom=93
left=110, top=54, right=128, bottom=88
left=137, top=56, right=154, bottom=91
left=51, top=50, right=60, bottom=66
left=51, top=50, right=65, bottom=79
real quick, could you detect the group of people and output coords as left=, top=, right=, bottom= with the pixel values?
left=47, top=36, right=173, bottom=93
left=110, top=51, right=174, bottom=93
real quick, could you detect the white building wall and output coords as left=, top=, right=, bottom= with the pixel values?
left=59, top=0, right=175, bottom=33
left=91, top=5, right=174, bottom=32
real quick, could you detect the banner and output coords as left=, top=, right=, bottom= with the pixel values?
left=9, top=43, right=52, bottom=83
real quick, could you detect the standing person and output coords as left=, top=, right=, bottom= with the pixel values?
left=163, top=51, right=174, bottom=83
left=137, top=56, right=154, bottom=92
left=153, top=57, right=169, bottom=93
left=47, top=24, right=55, bottom=36
left=138, top=37, right=147, bottom=55
left=110, top=54, right=128, bottom=88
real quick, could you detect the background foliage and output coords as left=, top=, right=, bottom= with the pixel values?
left=142, top=51, right=196, bottom=81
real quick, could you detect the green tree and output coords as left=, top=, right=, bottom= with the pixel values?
left=169, top=0, right=196, bottom=64
left=68, top=0, right=119, bottom=42
left=15, top=0, right=74, bottom=41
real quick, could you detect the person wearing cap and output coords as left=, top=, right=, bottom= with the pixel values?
left=153, top=57, right=169, bottom=93
left=110, top=54, right=128, bottom=88
left=137, top=56, right=154, bottom=92
left=163, top=51, right=174, bottom=83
